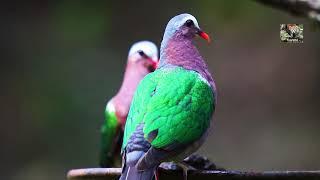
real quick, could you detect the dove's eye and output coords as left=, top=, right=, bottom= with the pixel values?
left=138, top=50, right=149, bottom=59
left=138, top=50, right=145, bottom=56
left=185, top=19, right=194, bottom=27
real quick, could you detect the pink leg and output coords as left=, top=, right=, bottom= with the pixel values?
left=154, top=167, right=160, bottom=180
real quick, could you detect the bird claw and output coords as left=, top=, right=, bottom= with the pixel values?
left=183, top=154, right=226, bottom=171
left=158, top=154, right=225, bottom=179
left=159, top=162, right=195, bottom=180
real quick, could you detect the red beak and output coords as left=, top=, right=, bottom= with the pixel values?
left=198, top=31, right=211, bottom=43
left=147, top=59, right=159, bottom=70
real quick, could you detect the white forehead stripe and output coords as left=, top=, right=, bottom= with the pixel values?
left=128, top=41, right=158, bottom=62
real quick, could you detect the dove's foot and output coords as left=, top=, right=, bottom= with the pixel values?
left=183, top=154, right=226, bottom=171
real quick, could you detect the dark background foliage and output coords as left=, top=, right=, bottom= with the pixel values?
left=1, top=1, right=319, bottom=179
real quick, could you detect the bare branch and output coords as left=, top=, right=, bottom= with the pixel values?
left=67, top=168, right=320, bottom=180
left=67, top=168, right=121, bottom=179
left=255, top=0, right=320, bottom=23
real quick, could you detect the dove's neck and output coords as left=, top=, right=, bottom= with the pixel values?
left=159, top=33, right=216, bottom=91
left=112, top=60, right=151, bottom=125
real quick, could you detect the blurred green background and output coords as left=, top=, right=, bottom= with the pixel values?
left=1, top=1, right=320, bottom=179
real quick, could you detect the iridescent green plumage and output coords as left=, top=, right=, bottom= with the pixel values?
left=122, top=67, right=215, bottom=151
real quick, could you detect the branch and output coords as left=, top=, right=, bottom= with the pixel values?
left=67, top=168, right=320, bottom=180
left=67, top=168, right=121, bottom=179
left=255, top=0, right=320, bottom=23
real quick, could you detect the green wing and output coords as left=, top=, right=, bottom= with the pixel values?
left=122, top=67, right=215, bottom=150
left=100, top=101, right=119, bottom=167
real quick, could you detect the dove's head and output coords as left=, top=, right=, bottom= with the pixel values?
left=161, top=13, right=210, bottom=50
left=128, top=41, right=159, bottom=71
